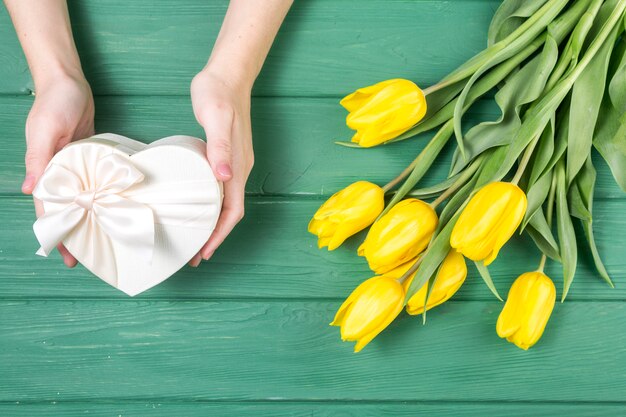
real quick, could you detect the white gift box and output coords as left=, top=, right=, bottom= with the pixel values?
left=32, top=133, right=222, bottom=296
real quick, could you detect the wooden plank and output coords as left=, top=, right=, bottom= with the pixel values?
left=1, top=196, right=624, bottom=300
left=1, top=299, right=625, bottom=402
left=1, top=402, right=624, bottom=417
left=0, top=0, right=500, bottom=96
left=1, top=96, right=624, bottom=199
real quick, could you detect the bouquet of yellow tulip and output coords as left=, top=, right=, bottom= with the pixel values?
left=310, top=0, right=626, bottom=352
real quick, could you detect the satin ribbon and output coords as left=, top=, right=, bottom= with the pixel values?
left=33, top=153, right=156, bottom=263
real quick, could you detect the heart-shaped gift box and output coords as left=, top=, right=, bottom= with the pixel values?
left=32, top=133, right=222, bottom=296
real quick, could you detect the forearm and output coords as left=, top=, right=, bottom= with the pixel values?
left=204, top=0, right=293, bottom=90
left=4, top=0, right=84, bottom=88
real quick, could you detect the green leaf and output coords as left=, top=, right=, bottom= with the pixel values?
left=488, top=0, right=550, bottom=46
left=555, top=161, right=577, bottom=302
left=526, top=210, right=561, bottom=262
left=452, top=0, right=569, bottom=157
left=334, top=141, right=364, bottom=148
left=406, top=175, right=460, bottom=199
left=474, top=262, right=503, bottom=301
left=522, top=168, right=553, bottom=230
left=390, top=35, right=545, bottom=145
left=527, top=117, right=555, bottom=188
left=609, top=43, right=626, bottom=113
left=379, top=121, right=452, bottom=217
left=574, top=157, right=614, bottom=287
left=566, top=17, right=618, bottom=183
left=493, top=1, right=626, bottom=183
left=583, top=219, right=614, bottom=287
left=593, top=37, right=626, bottom=192
left=449, top=34, right=559, bottom=175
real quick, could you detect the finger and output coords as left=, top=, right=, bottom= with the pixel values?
left=57, top=243, right=78, bottom=268
left=188, top=252, right=202, bottom=268
left=201, top=106, right=235, bottom=182
left=200, top=184, right=245, bottom=260
left=22, top=137, right=57, bottom=195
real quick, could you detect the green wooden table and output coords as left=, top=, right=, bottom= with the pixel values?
left=1, top=1, right=625, bottom=415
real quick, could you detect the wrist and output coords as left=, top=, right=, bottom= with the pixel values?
left=32, top=61, right=87, bottom=93
left=201, top=59, right=256, bottom=93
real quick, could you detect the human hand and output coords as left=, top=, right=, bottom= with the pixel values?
left=22, top=74, right=95, bottom=267
left=189, top=68, right=254, bottom=266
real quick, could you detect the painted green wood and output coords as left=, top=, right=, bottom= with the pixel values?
left=1, top=196, right=623, bottom=300
left=1, top=299, right=626, bottom=402
left=1, top=96, right=624, bottom=199
left=0, top=0, right=500, bottom=96
left=1, top=402, right=624, bottom=417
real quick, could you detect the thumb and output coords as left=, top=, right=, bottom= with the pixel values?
left=22, top=137, right=56, bottom=195
left=202, top=106, right=235, bottom=182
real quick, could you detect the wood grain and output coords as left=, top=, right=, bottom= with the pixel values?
left=0, top=96, right=624, bottom=199
left=0, top=0, right=500, bottom=96
left=1, top=299, right=626, bottom=402
left=1, top=402, right=624, bottom=417
left=1, top=196, right=624, bottom=300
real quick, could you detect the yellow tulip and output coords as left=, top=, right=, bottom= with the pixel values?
left=309, top=181, right=384, bottom=250
left=450, top=182, right=527, bottom=266
left=341, top=79, right=427, bottom=147
left=358, top=198, right=438, bottom=274
left=404, top=250, right=467, bottom=315
left=496, top=271, right=556, bottom=350
left=331, top=276, right=404, bottom=352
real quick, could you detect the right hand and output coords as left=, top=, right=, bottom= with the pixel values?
left=22, top=73, right=95, bottom=267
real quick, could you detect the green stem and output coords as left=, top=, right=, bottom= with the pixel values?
left=538, top=171, right=558, bottom=273
left=511, top=133, right=541, bottom=185
left=430, top=156, right=482, bottom=209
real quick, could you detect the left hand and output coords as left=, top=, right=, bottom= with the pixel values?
left=189, top=68, right=254, bottom=266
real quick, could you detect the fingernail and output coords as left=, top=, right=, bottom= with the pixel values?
left=22, top=175, right=35, bottom=193
left=217, top=163, right=232, bottom=179
left=202, top=250, right=214, bottom=260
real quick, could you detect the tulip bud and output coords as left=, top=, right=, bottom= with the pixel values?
left=331, top=275, right=404, bottom=352
left=496, top=271, right=556, bottom=350
left=341, top=79, right=427, bottom=147
left=404, top=250, right=467, bottom=315
left=309, top=181, right=385, bottom=250
left=358, top=198, right=438, bottom=274
left=450, top=182, right=527, bottom=265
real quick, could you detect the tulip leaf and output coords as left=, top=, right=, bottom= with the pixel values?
left=583, top=218, right=614, bottom=288
left=473, top=146, right=509, bottom=190
left=488, top=0, right=550, bottom=46
left=390, top=38, right=543, bottom=145
left=407, top=174, right=461, bottom=199
left=566, top=19, right=618, bottom=184
left=404, top=213, right=459, bottom=303
left=555, top=161, right=577, bottom=302
left=380, top=121, right=453, bottom=217
left=493, top=1, right=626, bottom=183
left=572, top=157, right=614, bottom=287
left=334, top=141, right=366, bottom=148
left=608, top=37, right=626, bottom=114
left=449, top=33, right=559, bottom=176
left=526, top=116, right=555, bottom=189
left=522, top=168, right=553, bottom=230
left=474, top=262, right=503, bottom=301
left=526, top=209, right=561, bottom=262
left=452, top=0, right=569, bottom=158
left=438, top=173, right=478, bottom=229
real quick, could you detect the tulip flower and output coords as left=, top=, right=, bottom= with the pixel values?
left=450, top=182, right=527, bottom=265
left=331, top=275, right=404, bottom=352
left=358, top=198, right=438, bottom=274
left=496, top=271, right=556, bottom=350
left=404, top=250, right=467, bottom=315
left=341, top=79, right=427, bottom=147
left=309, top=181, right=385, bottom=250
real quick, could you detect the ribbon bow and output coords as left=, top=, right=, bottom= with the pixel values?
left=33, top=153, right=155, bottom=263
